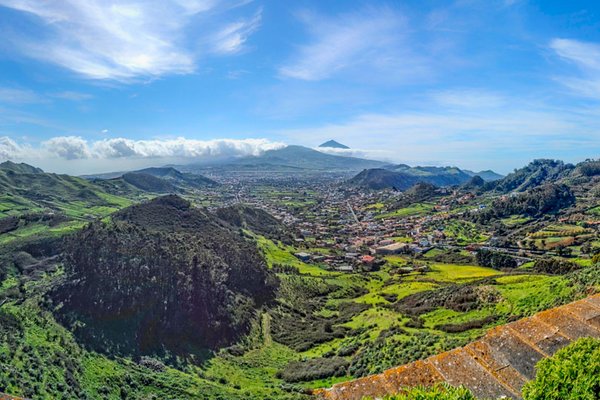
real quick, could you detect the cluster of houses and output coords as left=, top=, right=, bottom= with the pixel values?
left=214, top=177, right=493, bottom=273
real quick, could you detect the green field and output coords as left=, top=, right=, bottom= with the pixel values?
left=376, top=203, right=434, bottom=219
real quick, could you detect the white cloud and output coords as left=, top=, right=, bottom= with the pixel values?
left=279, top=7, right=429, bottom=82
left=42, top=136, right=92, bottom=160
left=0, top=0, right=260, bottom=81
left=550, top=38, right=600, bottom=99
left=551, top=38, right=600, bottom=70
left=0, top=136, right=285, bottom=162
left=91, top=137, right=283, bottom=159
left=0, top=136, right=26, bottom=160
left=210, top=9, right=262, bottom=54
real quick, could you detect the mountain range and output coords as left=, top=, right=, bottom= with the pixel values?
left=347, top=158, right=600, bottom=193
left=348, top=164, right=503, bottom=191
left=80, top=144, right=504, bottom=182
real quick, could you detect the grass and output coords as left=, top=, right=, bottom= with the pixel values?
left=390, top=236, right=413, bottom=243
left=342, top=307, right=403, bottom=337
left=365, top=203, right=385, bottom=210
left=256, top=236, right=336, bottom=277
left=442, top=221, right=488, bottom=244
left=202, top=343, right=299, bottom=396
left=422, top=307, right=495, bottom=332
left=494, top=274, right=575, bottom=316
left=376, top=203, right=434, bottom=219
left=355, top=281, right=438, bottom=305
left=424, top=263, right=500, bottom=283
left=501, top=215, right=532, bottom=226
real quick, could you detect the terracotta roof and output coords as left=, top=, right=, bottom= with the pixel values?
left=314, top=293, right=600, bottom=400
left=0, top=394, right=25, bottom=400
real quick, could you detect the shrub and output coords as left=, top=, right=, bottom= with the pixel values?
left=476, top=249, right=517, bottom=270
left=522, top=337, right=600, bottom=400
left=434, top=315, right=498, bottom=333
left=363, top=383, right=476, bottom=399
left=278, top=356, right=349, bottom=383
left=533, top=258, right=581, bottom=275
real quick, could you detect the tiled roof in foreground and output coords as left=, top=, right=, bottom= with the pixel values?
left=314, top=293, right=600, bottom=400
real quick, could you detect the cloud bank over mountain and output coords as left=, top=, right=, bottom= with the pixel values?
left=0, top=136, right=285, bottom=173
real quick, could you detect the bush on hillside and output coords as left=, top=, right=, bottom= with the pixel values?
left=533, top=258, right=581, bottom=275
left=577, top=160, right=600, bottom=177
left=363, top=384, right=476, bottom=400
left=476, top=249, right=517, bottom=270
left=522, top=337, right=600, bottom=400
left=278, top=356, right=348, bottom=383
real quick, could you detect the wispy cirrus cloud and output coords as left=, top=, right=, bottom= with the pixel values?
left=279, top=6, right=430, bottom=82
left=431, top=89, right=506, bottom=109
left=0, top=0, right=260, bottom=81
left=550, top=38, right=600, bottom=99
left=209, top=9, right=262, bottom=54
left=0, top=87, right=44, bottom=104
left=50, top=91, right=94, bottom=101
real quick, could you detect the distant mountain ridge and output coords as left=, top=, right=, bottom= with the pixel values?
left=86, top=166, right=218, bottom=193
left=182, top=145, right=386, bottom=173
left=464, top=169, right=504, bottom=182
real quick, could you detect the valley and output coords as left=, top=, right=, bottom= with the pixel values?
left=0, top=154, right=599, bottom=399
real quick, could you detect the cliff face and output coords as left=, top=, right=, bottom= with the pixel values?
left=314, top=294, right=600, bottom=400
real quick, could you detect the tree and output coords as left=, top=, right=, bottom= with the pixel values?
left=476, top=249, right=517, bottom=270
left=522, top=338, right=600, bottom=400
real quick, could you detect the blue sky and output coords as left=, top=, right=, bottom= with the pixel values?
left=1, top=0, right=600, bottom=174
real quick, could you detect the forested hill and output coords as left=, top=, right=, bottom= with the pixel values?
left=52, top=195, right=279, bottom=356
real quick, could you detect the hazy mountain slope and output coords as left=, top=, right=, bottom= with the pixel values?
left=122, top=172, right=176, bottom=193
left=135, top=167, right=219, bottom=187
left=464, top=169, right=504, bottom=181
left=184, top=145, right=385, bottom=173
left=84, top=166, right=218, bottom=191
left=52, top=195, right=278, bottom=356
left=348, top=169, right=422, bottom=190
